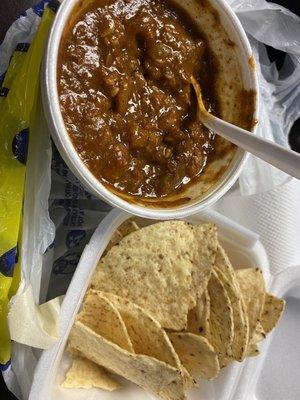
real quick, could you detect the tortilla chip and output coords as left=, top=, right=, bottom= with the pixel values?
left=103, top=220, right=140, bottom=256
left=208, top=270, right=234, bottom=367
left=187, top=290, right=211, bottom=338
left=79, top=290, right=134, bottom=352
left=251, top=321, right=265, bottom=344
left=260, top=293, right=285, bottom=335
left=103, top=229, right=123, bottom=255
left=101, top=292, right=181, bottom=368
left=214, top=245, right=236, bottom=283
left=91, top=221, right=217, bottom=330
left=246, top=343, right=260, bottom=357
left=235, top=268, right=266, bottom=343
left=102, top=292, right=196, bottom=389
left=214, top=264, right=249, bottom=362
left=168, top=332, right=220, bottom=380
left=69, top=321, right=186, bottom=400
left=244, top=321, right=264, bottom=356
left=189, top=224, right=218, bottom=304
left=214, top=245, right=250, bottom=361
left=118, top=219, right=140, bottom=237
left=181, top=366, right=198, bottom=389
left=62, top=355, right=121, bottom=390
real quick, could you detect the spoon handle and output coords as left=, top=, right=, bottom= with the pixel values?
left=205, top=115, right=300, bottom=180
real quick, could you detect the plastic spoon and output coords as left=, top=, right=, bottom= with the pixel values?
left=191, top=77, right=300, bottom=179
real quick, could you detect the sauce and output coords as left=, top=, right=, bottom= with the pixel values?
left=58, top=0, right=221, bottom=199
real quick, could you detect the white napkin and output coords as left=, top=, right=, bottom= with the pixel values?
left=8, top=285, right=60, bottom=349
left=214, top=179, right=300, bottom=274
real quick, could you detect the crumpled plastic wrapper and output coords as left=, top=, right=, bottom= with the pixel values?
left=0, top=0, right=299, bottom=399
left=216, top=0, right=300, bottom=273
left=228, top=0, right=300, bottom=195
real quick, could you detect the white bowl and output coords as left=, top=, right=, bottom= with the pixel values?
left=42, top=0, right=258, bottom=219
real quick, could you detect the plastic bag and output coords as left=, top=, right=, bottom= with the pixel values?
left=0, top=4, right=55, bottom=366
left=45, top=146, right=112, bottom=301
left=227, top=0, right=300, bottom=195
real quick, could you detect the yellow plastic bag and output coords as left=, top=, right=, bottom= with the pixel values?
left=0, top=43, right=30, bottom=110
left=0, top=5, right=55, bottom=365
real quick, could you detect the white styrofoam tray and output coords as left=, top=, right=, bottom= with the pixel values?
left=29, top=209, right=300, bottom=400
left=231, top=264, right=300, bottom=400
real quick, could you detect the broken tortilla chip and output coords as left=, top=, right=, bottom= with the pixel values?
left=251, top=321, right=265, bottom=344
left=103, top=229, right=123, bottom=255
left=246, top=343, right=260, bottom=357
left=260, top=293, right=285, bottom=335
left=118, top=219, right=140, bottom=237
left=62, top=356, right=121, bottom=390
left=168, top=332, right=220, bottom=380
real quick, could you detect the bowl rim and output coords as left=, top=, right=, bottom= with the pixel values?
left=42, top=0, right=259, bottom=219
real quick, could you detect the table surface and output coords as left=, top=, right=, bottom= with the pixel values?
left=0, top=0, right=299, bottom=399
